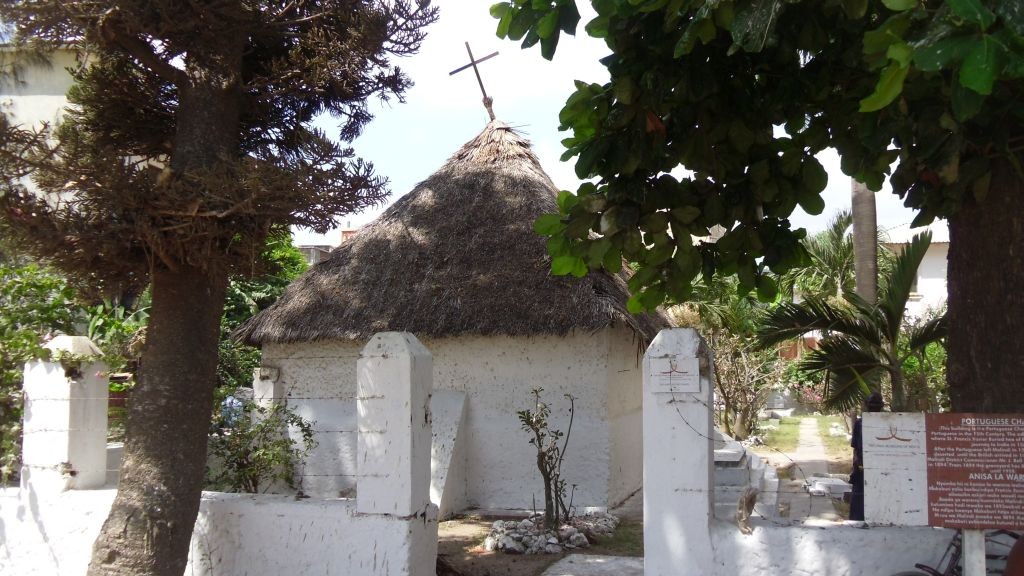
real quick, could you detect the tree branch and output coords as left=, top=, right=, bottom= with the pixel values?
left=98, top=9, right=185, bottom=85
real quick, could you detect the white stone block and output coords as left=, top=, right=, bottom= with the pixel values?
left=252, top=366, right=283, bottom=407
left=430, top=390, right=468, bottom=519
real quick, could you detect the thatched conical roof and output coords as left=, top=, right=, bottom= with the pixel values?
left=237, top=120, right=669, bottom=345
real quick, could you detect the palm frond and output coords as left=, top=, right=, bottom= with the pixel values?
left=795, top=335, right=883, bottom=412
left=905, top=314, right=947, bottom=353
left=823, top=369, right=875, bottom=412
left=795, top=210, right=855, bottom=299
left=799, top=335, right=885, bottom=375
left=842, top=289, right=876, bottom=317
left=878, top=232, right=931, bottom=342
left=757, top=297, right=881, bottom=348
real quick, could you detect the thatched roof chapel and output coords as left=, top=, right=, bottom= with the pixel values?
left=237, top=120, right=668, bottom=345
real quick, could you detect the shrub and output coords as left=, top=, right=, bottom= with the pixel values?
left=205, top=400, right=316, bottom=494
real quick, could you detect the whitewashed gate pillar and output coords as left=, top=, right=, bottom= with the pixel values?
left=21, top=335, right=109, bottom=494
left=643, top=328, right=715, bottom=576
left=355, top=331, right=437, bottom=576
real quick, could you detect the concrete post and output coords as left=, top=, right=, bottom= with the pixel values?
left=21, top=335, right=108, bottom=493
left=643, top=328, right=715, bottom=576
left=356, top=332, right=432, bottom=517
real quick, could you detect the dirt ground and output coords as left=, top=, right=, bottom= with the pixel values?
left=436, top=515, right=643, bottom=576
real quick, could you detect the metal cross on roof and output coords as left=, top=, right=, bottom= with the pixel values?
left=449, top=42, right=499, bottom=121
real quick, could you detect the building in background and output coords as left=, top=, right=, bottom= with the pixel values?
left=1, top=46, right=75, bottom=131
left=882, top=222, right=949, bottom=318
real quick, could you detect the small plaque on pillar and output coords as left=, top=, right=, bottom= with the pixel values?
left=649, top=355, right=700, bottom=393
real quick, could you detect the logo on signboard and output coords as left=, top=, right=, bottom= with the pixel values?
left=648, top=354, right=700, bottom=393
left=875, top=424, right=913, bottom=442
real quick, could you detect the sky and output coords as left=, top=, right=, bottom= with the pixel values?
left=296, top=1, right=934, bottom=246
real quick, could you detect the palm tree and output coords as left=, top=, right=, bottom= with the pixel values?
left=785, top=209, right=894, bottom=305
left=852, top=179, right=879, bottom=304
left=758, top=232, right=946, bottom=412
left=786, top=210, right=856, bottom=302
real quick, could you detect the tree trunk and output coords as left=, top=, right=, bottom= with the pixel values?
left=90, top=32, right=242, bottom=574
left=852, top=179, right=878, bottom=304
left=889, top=359, right=907, bottom=412
left=89, top=265, right=226, bottom=575
left=947, top=157, right=1024, bottom=413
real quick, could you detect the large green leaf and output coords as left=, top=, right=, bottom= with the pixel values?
left=882, top=0, right=916, bottom=11
left=913, top=34, right=975, bottom=71
left=534, top=213, right=565, bottom=235
left=729, top=0, right=784, bottom=53
left=952, top=75, right=987, bottom=120
left=536, top=9, right=560, bottom=39
left=945, top=0, right=996, bottom=29
left=859, top=62, right=909, bottom=111
left=959, top=35, right=1001, bottom=95
left=551, top=255, right=587, bottom=277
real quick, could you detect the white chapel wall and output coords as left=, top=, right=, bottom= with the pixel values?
left=261, top=329, right=630, bottom=510
left=429, top=332, right=613, bottom=511
left=605, top=324, right=644, bottom=507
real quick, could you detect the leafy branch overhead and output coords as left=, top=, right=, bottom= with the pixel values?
left=497, top=0, right=1024, bottom=311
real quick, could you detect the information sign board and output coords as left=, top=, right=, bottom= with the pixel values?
left=925, top=414, right=1024, bottom=529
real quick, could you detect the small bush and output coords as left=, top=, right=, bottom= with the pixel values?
left=205, top=400, right=317, bottom=494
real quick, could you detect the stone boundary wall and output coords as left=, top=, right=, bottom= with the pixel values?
left=2, top=333, right=437, bottom=576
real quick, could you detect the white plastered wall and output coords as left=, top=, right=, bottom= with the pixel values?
left=604, top=325, right=644, bottom=507
left=907, top=242, right=948, bottom=319
left=261, top=328, right=645, bottom=510
left=1, top=49, right=77, bottom=128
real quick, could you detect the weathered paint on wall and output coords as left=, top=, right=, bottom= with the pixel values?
left=0, top=489, right=438, bottom=576
left=21, top=358, right=109, bottom=493
left=261, top=328, right=644, bottom=510
left=710, top=521, right=953, bottom=576
left=430, top=390, right=469, bottom=518
left=605, top=325, right=644, bottom=507
left=5, top=332, right=438, bottom=576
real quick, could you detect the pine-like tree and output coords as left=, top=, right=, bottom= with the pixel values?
left=0, top=3, right=437, bottom=574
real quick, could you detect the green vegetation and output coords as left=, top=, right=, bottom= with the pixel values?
left=0, top=264, right=77, bottom=482
left=2, top=1, right=437, bottom=571
left=760, top=417, right=801, bottom=454
left=495, top=0, right=1024, bottom=416
left=758, top=233, right=946, bottom=411
left=671, top=275, right=782, bottom=440
left=587, top=519, right=644, bottom=557
left=206, top=400, right=316, bottom=494
left=815, top=415, right=853, bottom=463
left=518, top=388, right=577, bottom=529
